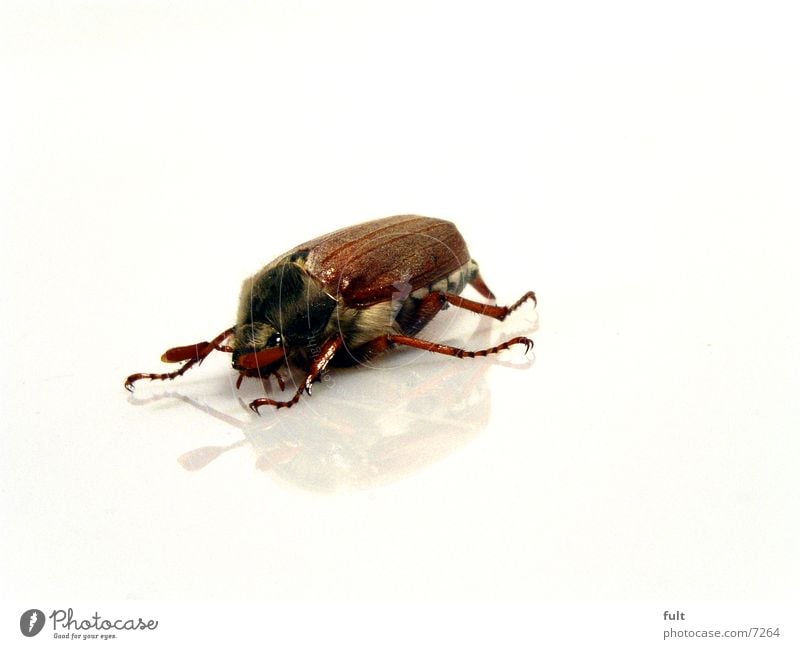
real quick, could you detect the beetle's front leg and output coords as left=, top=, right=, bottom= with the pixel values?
left=248, top=336, right=343, bottom=413
left=125, top=326, right=235, bottom=391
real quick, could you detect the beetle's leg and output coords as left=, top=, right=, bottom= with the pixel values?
left=257, top=369, right=287, bottom=393
left=159, top=332, right=235, bottom=363
left=437, top=290, right=536, bottom=321
left=469, top=270, right=496, bottom=301
left=248, top=336, right=343, bottom=413
left=397, top=288, right=536, bottom=338
left=270, top=370, right=287, bottom=392
left=397, top=288, right=448, bottom=335
left=125, top=326, right=235, bottom=391
left=350, top=333, right=532, bottom=362
left=359, top=333, right=533, bottom=359
left=235, top=367, right=287, bottom=392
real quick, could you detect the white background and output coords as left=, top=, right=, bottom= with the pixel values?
left=1, top=0, right=798, bottom=633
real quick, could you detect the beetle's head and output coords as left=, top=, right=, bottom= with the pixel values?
left=231, top=321, right=287, bottom=372
left=232, top=257, right=337, bottom=374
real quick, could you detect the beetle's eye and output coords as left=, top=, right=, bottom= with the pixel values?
left=267, top=333, right=282, bottom=347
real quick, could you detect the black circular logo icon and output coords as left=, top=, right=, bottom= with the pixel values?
left=20, top=609, right=45, bottom=637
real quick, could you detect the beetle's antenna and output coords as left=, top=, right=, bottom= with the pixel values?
left=125, top=326, right=236, bottom=391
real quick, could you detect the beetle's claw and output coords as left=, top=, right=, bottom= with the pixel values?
left=124, top=374, right=143, bottom=391
left=249, top=401, right=262, bottom=416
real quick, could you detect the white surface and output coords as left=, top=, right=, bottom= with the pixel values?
left=1, top=0, right=799, bottom=602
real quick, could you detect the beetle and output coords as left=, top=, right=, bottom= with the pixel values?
left=125, top=214, right=536, bottom=413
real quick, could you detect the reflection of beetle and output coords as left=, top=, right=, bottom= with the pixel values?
left=125, top=215, right=536, bottom=412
